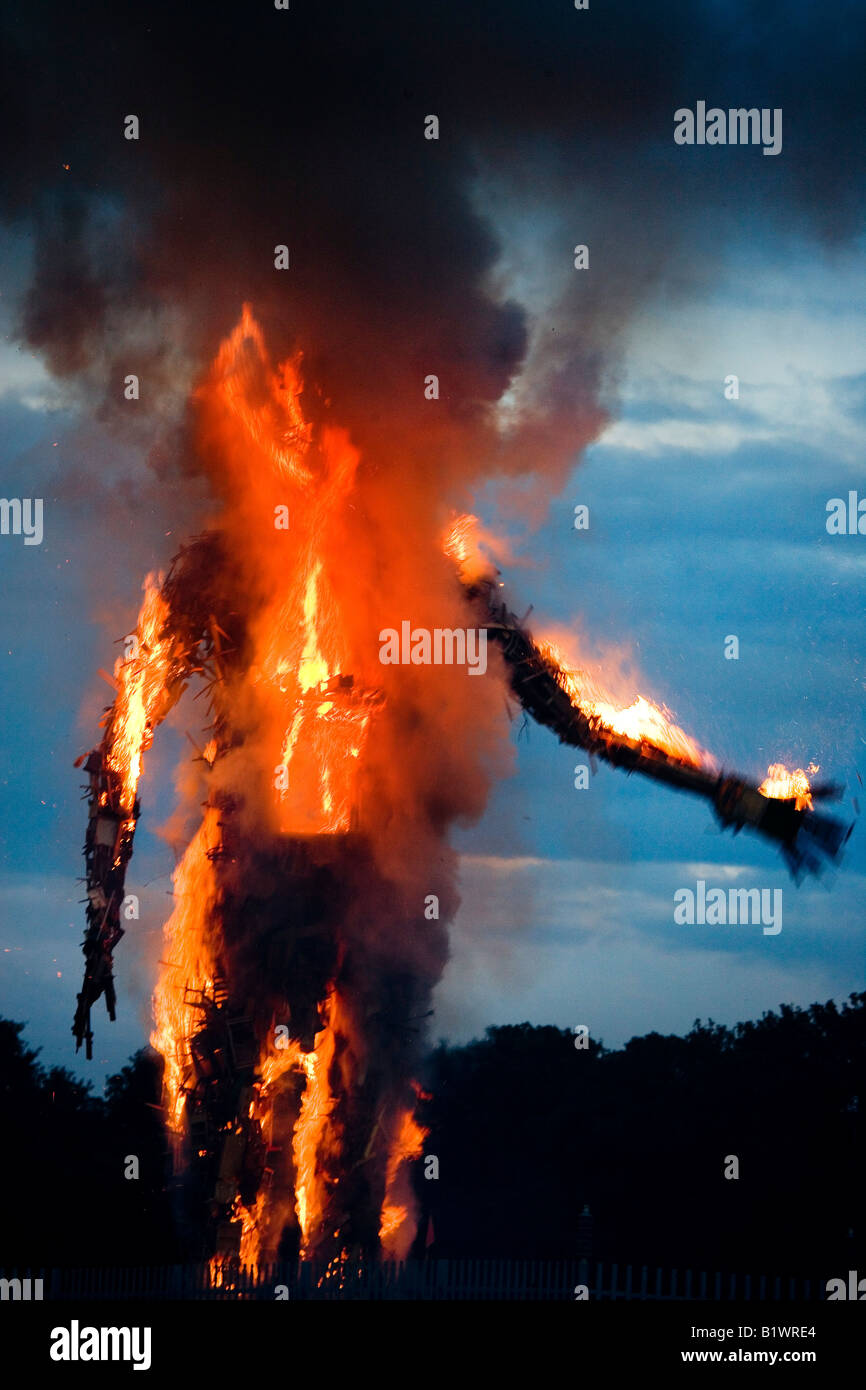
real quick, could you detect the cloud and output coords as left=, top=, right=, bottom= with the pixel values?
left=591, top=248, right=866, bottom=463
left=434, top=853, right=863, bottom=1047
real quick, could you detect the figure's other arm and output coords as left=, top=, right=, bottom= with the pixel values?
left=73, top=534, right=226, bottom=1057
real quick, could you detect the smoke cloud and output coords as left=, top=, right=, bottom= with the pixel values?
left=4, top=2, right=863, bottom=506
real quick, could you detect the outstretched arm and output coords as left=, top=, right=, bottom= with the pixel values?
left=463, top=571, right=851, bottom=880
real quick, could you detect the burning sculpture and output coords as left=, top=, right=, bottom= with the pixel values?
left=73, top=307, right=851, bottom=1270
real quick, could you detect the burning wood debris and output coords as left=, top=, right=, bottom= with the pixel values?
left=73, top=308, right=851, bottom=1273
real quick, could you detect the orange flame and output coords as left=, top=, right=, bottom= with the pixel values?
left=233, top=993, right=345, bottom=1268
left=105, top=578, right=174, bottom=810
left=539, top=637, right=715, bottom=770
left=759, top=762, right=818, bottom=812
left=202, top=302, right=313, bottom=487
left=150, top=806, right=222, bottom=1130
left=379, top=1106, right=427, bottom=1260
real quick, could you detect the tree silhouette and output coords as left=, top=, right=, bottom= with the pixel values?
left=1, top=996, right=863, bottom=1273
left=415, top=995, right=865, bottom=1273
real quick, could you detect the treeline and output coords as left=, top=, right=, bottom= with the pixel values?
left=1, top=994, right=863, bottom=1273
left=413, top=994, right=866, bottom=1275
left=0, top=1021, right=178, bottom=1269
